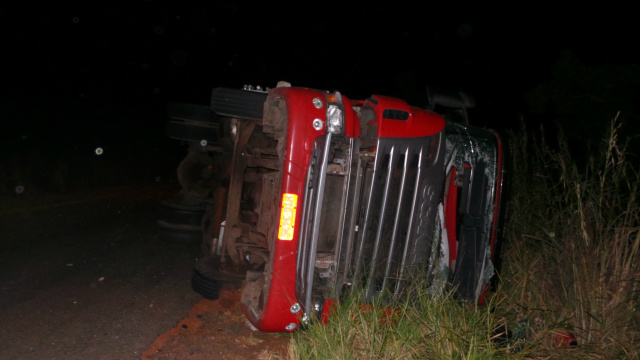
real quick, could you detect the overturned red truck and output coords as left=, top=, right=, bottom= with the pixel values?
left=162, top=82, right=504, bottom=332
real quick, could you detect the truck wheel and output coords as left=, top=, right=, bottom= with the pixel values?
left=167, top=102, right=218, bottom=123
left=158, top=200, right=206, bottom=226
left=192, top=256, right=246, bottom=299
left=191, top=268, right=224, bottom=300
left=158, top=227, right=202, bottom=245
left=166, top=121, right=220, bottom=143
left=157, top=200, right=206, bottom=245
left=191, top=268, right=246, bottom=300
left=210, top=88, right=267, bottom=121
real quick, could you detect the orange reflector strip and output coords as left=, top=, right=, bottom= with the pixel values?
left=278, top=193, right=298, bottom=240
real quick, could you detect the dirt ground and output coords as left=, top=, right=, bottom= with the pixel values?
left=143, top=288, right=291, bottom=360
left=0, top=183, right=291, bottom=360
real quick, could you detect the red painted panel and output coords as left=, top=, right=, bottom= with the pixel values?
left=243, top=87, right=328, bottom=332
left=365, top=95, right=445, bottom=138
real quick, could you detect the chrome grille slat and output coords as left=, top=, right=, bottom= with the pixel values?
left=395, top=148, right=423, bottom=295
left=349, top=158, right=374, bottom=293
left=381, top=147, right=410, bottom=295
left=335, top=147, right=366, bottom=294
left=296, top=133, right=332, bottom=316
left=364, top=146, right=397, bottom=299
left=331, top=138, right=356, bottom=297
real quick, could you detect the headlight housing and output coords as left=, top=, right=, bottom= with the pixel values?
left=326, top=105, right=342, bottom=134
left=324, top=92, right=344, bottom=135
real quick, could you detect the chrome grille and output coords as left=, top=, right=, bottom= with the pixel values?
left=347, top=135, right=445, bottom=301
left=296, top=133, right=445, bottom=317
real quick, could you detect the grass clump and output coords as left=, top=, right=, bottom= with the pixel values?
left=291, top=285, right=518, bottom=359
left=500, top=114, right=640, bottom=358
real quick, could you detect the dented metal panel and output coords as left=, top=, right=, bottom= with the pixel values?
left=444, top=122, right=502, bottom=302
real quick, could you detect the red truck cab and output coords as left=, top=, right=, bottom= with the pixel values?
left=177, top=83, right=503, bottom=332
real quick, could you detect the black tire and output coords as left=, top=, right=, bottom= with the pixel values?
left=156, top=200, right=206, bottom=245
left=191, top=259, right=246, bottom=300
left=165, top=121, right=221, bottom=143
left=157, top=200, right=206, bottom=227
left=157, top=227, right=202, bottom=245
left=210, top=88, right=267, bottom=121
left=191, top=268, right=224, bottom=300
left=167, top=102, right=218, bottom=123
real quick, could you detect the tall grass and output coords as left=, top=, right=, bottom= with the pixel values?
left=500, top=114, right=640, bottom=358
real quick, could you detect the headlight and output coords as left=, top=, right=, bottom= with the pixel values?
left=326, top=104, right=343, bottom=134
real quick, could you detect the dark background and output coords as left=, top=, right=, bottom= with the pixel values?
left=2, top=2, right=638, bottom=195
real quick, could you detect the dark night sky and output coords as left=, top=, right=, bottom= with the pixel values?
left=2, top=2, right=638, bottom=187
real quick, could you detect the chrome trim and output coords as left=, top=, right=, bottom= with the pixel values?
left=296, top=133, right=332, bottom=316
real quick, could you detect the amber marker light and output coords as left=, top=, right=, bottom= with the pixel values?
left=278, top=193, right=298, bottom=240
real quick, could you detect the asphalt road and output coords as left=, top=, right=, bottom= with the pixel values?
left=0, top=184, right=202, bottom=360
